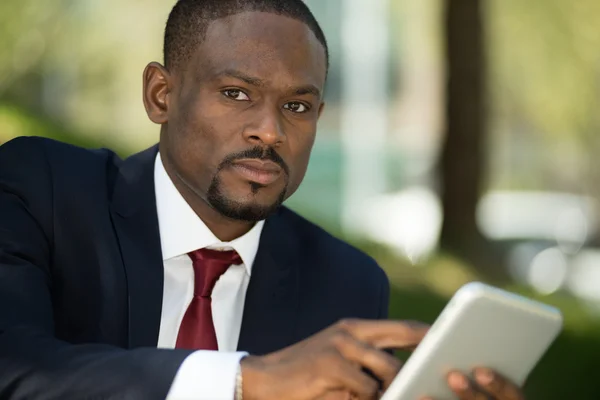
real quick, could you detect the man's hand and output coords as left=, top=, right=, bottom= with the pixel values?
left=240, top=319, right=429, bottom=400
left=423, top=368, right=525, bottom=400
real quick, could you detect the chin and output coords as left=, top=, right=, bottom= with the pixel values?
left=207, top=192, right=282, bottom=222
left=215, top=201, right=280, bottom=222
left=207, top=176, right=287, bottom=221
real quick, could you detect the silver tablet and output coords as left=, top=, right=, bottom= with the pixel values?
left=381, top=282, right=563, bottom=400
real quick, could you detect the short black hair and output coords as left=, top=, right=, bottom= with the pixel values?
left=164, top=0, right=329, bottom=72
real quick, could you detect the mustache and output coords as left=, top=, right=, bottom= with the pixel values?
left=219, top=146, right=289, bottom=175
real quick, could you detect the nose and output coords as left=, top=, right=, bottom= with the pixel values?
left=242, top=107, right=286, bottom=147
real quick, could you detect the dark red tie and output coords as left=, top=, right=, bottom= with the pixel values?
left=175, top=248, right=242, bottom=350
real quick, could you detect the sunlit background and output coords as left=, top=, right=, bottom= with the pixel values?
left=2, top=0, right=600, bottom=398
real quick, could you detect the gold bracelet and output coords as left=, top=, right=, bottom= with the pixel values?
left=235, top=363, right=243, bottom=400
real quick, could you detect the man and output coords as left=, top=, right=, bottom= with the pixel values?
left=0, top=1, right=525, bottom=399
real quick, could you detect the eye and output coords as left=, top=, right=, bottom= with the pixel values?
left=222, top=89, right=250, bottom=101
left=283, top=102, right=310, bottom=114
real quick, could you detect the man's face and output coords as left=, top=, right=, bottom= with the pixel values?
left=159, top=12, right=327, bottom=222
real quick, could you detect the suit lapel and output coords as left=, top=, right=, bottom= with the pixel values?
left=237, top=209, right=300, bottom=355
left=110, top=145, right=164, bottom=349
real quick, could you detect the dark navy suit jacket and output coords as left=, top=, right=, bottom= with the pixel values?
left=0, top=136, right=389, bottom=400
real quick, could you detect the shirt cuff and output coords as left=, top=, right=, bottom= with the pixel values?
left=165, top=350, right=248, bottom=400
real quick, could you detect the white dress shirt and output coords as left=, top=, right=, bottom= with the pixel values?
left=153, top=153, right=265, bottom=400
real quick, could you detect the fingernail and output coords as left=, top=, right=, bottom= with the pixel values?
left=448, top=372, right=469, bottom=390
left=476, top=368, right=494, bottom=385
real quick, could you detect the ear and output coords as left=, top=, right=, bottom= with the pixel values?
left=143, top=62, right=172, bottom=124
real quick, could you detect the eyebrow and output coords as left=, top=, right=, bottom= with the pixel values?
left=218, top=69, right=322, bottom=98
left=293, top=85, right=321, bottom=98
left=221, top=69, right=265, bottom=87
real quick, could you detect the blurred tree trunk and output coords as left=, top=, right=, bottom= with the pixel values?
left=439, top=0, right=505, bottom=281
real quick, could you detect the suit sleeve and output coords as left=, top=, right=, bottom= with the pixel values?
left=377, top=267, right=391, bottom=319
left=0, top=137, right=192, bottom=400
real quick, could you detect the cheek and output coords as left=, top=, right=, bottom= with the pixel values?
left=167, top=98, right=225, bottom=187
left=287, top=134, right=316, bottom=189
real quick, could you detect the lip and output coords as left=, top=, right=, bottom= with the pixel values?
left=230, top=159, right=283, bottom=185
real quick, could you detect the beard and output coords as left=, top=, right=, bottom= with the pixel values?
left=206, top=174, right=287, bottom=221
left=206, top=146, right=289, bottom=222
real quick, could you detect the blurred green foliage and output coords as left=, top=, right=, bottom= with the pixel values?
left=488, top=0, right=600, bottom=197
left=0, top=103, right=103, bottom=148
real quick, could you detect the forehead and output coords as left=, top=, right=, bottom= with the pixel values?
left=188, top=11, right=327, bottom=89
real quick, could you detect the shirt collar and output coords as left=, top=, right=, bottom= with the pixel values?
left=154, top=152, right=264, bottom=275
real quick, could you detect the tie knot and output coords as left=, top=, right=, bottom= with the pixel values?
left=188, top=248, right=242, bottom=297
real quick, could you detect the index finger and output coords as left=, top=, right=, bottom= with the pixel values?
left=338, top=319, right=430, bottom=349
